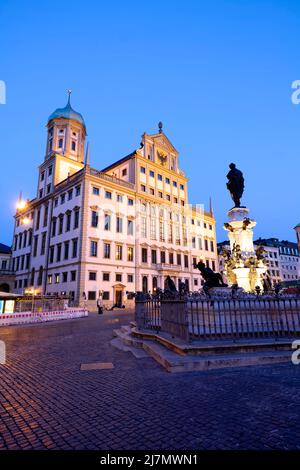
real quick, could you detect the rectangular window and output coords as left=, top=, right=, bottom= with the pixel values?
left=142, top=248, right=148, bottom=263
left=105, top=191, right=112, bottom=199
left=104, top=213, right=111, bottom=231
left=127, top=219, right=134, bottom=236
left=74, top=209, right=80, bottom=229
left=33, top=235, right=38, bottom=257
left=117, top=194, right=123, bottom=202
left=205, top=239, right=209, bottom=251
left=122, top=168, right=127, bottom=176
left=141, top=216, right=147, bottom=237
left=51, top=217, right=57, bottom=237
left=48, top=166, right=53, bottom=176
left=140, top=166, right=146, bottom=174
left=68, top=189, right=73, bottom=200
left=177, top=254, right=181, bottom=266
left=104, top=243, right=111, bottom=259
left=103, top=272, right=110, bottom=281
left=165, top=177, right=170, bottom=184
left=64, top=241, right=69, bottom=260
left=184, top=255, right=189, bottom=268
left=89, top=272, right=97, bottom=281
left=88, top=291, right=96, bottom=301
left=151, top=250, right=157, bottom=264
left=127, top=246, right=134, bottom=262
left=192, top=237, right=196, bottom=249
left=72, top=238, right=78, bottom=258
left=93, top=187, right=100, bottom=195
left=75, top=185, right=81, bottom=196
left=210, top=240, right=214, bottom=252
left=116, top=274, right=122, bottom=282
left=127, top=274, right=134, bottom=283
left=56, top=243, right=62, bottom=262
left=71, top=271, right=76, bottom=282
left=90, top=240, right=98, bottom=257
left=128, top=198, right=134, bottom=206
left=169, top=253, right=174, bottom=265
left=66, top=212, right=71, bottom=231
left=103, top=291, right=110, bottom=300
left=149, top=170, right=155, bottom=178
left=35, top=209, right=40, bottom=231
left=62, top=272, right=68, bottom=283
left=116, top=245, right=123, bottom=261
left=58, top=215, right=64, bottom=234
left=116, top=216, right=123, bottom=233
left=55, top=273, right=59, bottom=284
left=60, top=193, right=65, bottom=204
left=161, top=251, right=166, bottom=264
left=47, top=274, right=52, bottom=284
left=158, top=174, right=162, bottom=181
left=141, top=184, right=146, bottom=192
left=91, top=210, right=98, bottom=228
left=49, top=246, right=54, bottom=264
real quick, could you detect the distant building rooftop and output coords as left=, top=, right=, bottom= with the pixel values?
left=0, top=243, right=11, bottom=254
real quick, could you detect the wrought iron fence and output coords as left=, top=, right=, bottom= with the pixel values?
left=135, top=297, right=300, bottom=341
left=135, top=299, right=161, bottom=332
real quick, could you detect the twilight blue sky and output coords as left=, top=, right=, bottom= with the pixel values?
left=0, top=0, right=300, bottom=245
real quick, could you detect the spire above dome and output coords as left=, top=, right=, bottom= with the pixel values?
left=48, top=91, right=86, bottom=128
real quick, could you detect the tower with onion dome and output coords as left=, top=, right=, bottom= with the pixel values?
left=43, top=90, right=87, bottom=187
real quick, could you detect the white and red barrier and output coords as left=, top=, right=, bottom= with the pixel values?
left=0, top=308, right=88, bottom=327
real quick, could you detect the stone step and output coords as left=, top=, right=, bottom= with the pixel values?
left=142, top=340, right=293, bottom=373
left=110, top=337, right=148, bottom=359
left=112, top=328, right=144, bottom=349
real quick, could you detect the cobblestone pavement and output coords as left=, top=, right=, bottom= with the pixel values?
left=0, top=311, right=300, bottom=450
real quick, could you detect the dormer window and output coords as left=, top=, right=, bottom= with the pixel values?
left=58, top=138, right=63, bottom=148
left=71, top=141, right=76, bottom=151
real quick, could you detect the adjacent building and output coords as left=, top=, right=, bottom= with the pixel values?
left=0, top=243, right=15, bottom=292
left=254, top=238, right=300, bottom=283
left=11, top=96, right=218, bottom=308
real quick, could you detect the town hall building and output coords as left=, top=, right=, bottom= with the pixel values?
left=11, top=94, right=218, bottom=308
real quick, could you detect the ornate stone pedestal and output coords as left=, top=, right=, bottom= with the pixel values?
left=223, top=207, right=267, bottom=292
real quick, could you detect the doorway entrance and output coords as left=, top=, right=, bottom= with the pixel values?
left=115, top=289, right=123, bottom=306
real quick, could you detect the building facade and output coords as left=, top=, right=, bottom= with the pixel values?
left=11, top=97, right=218, bottom=308
left=254, top=238, right=300, bottom=283
left=0, top=243, right=14, bottom=292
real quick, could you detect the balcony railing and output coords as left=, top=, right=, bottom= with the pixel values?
left=0, top=269, right=14, bottom=276
left=89, top=168, right=135, bottom=190
left=156, top=263, right=182, bottom=272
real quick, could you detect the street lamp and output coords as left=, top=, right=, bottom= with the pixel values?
left=21, top=216, right=30, bottom=225
left=16, top=191, right=27, bottom=211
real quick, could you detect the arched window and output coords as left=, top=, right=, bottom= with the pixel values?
left=71, top=140, right=76, bottom=151
left=142, top=276, right=148, bottom=293
left=58, top=138, right=63, bottom=149
left=152, top=277, right=157, bottom=293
